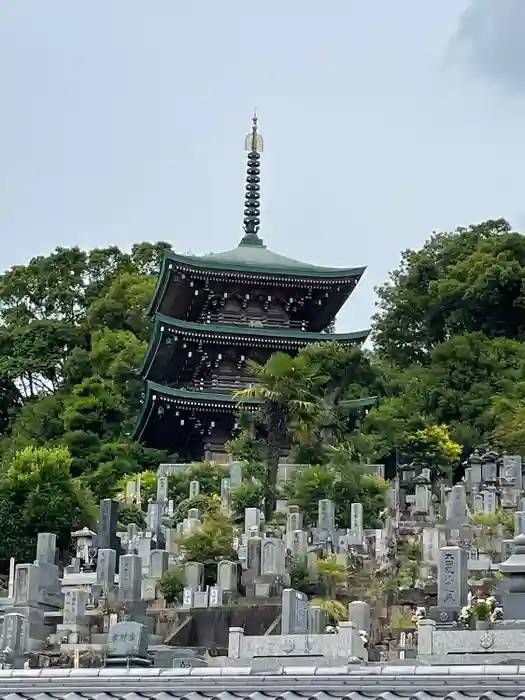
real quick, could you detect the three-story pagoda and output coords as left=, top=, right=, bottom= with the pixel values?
left=133, top=116, right=370, bottom=461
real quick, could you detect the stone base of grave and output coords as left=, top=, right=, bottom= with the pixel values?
left=105, top=655, right=152, bottom=667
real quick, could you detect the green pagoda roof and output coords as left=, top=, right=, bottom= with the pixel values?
left=147, top=381, right=260, bottom=405
left=339, top=395, right=378, bottom=411
left=163, top=243, right=365, bottom=279
left=139, top=314, right=369, bottom=380
left=133, top=380, right=378, bottom=441
left=132, top=380, right=259, bottom=441
left=156, top=314, right=369, bottom=342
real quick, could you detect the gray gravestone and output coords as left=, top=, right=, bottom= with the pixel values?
left=107, top=620, right=148, bottom=658
left=286, top=505, right=303, bottom=533
left=350, top=502, right=364, bottom=532
left=230, top=461, right=243, bottom=486
left=446, top=485, right=468, bottom=526
left=220, top=478, right=231, bottom=506
left=281, top=588, right=308, bottom=634
left=147, top=503, right=162, bottom=533
left=244, top=507, right=260, bottom=535
left=156, top=476, right=168, bottom=503
left=348, top=600, right=371, bottom=632
left=14, top=564, right=40, bottom=606
left=438, top=546, right=468, bottom=610
left=184, top=561, right=204, bottom=590
left=118, top=554, right=142, bottom=603
left=96, top=548, right=117, bottom=589
left=98, top=499, right=119, bottom=551
left=36, top=533, right=56, bottom=565
left=63, top=589, right=88, bottom=625
left=1, top=612, right=27, bottom=655
left=246, top=537, right=262, bottom=576
left=260, top=538, right=286, bottom=576
left=149, top=550, right=169, bottom=579
left=482, top=487, right=498, bottom=513
left=318, top=499, right=335, bottom=531
left=515, top=511, right=525, bottom=537
left=502, top=455, right=523, bottom=490
left=189, top=480, right=200, bottom=499
left=218, top=560, right=237, bottom=591
left=307, top=606, right=326, bottom=634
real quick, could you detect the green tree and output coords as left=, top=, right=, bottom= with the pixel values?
left=373, top=218, right=523, bottom=365
left=363, top=333, right=525, bottom=454
left=172, top=494, right=221, bottom=523
left=167, top=462, right=229, bottom=505
left=399, top=424, right=461, bottom=479
left=180, top=511, right=237, bottom=563
left=0, top=446, right=95, bottom=570
left=235, top=352, right=326, bottom=517
left=159, top=567, right=185, bottom=604
left=316, top=556, right=347, bottom=598
left=491, top=394, right=525, bottom=453
left=283, top=458, right=387, bottom=529
left=230, top=481, right=265, bottom=523
left=86, top=272, right=157, bottom=341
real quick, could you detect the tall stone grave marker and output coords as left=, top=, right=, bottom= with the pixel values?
left=446, top=485, right=468, bottom=527
left=118, top=554, right=142, bottom=607
left=482, top=486, right=498, bottom=514
left=318, top=499, right=336, bottom=532
left=1, top=612, right=27, bottom=663
left=230, top=461, right=243, bottom=487
left=351, top=502, right=364, bottom=535
left=438, top=546, right=468, bottom=611
left=98, top=499, right=121, bottom=554
left=220, top=477, right=231, bottom=508
left=260, top=538, right=286, bottom=577
left=244, top=507, right=261, bottom=535
left=96, top=549, right=117, bottom=590
left=156, top=476, right=169, bottom=503
left=286, top=505, right=303, bottom=533
left=34, top=532, right=61, bottom=602
left=516, top=511, right=525, bottom=537
left=501, top=455, right=522, bottom=488
left=281, top=588, right=308, bottom=634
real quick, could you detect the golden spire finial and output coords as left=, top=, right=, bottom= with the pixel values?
left=245, top=109, right=263, bottom=153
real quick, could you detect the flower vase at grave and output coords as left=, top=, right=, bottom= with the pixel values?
left=475, top=619, right=491, bottom=630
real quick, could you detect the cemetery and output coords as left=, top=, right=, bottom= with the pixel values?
left=2, top=448, right=525, bottom=680
left=2, top=111, right=525, bottom=696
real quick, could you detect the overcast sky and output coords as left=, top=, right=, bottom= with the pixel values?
left=1, top=1, right=524, bottom=332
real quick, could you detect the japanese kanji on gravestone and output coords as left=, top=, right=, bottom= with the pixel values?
left=63, top=589, right=88, bottom=626
left=118, top=554, right=142, bottom=604
left=438, top=546, right=468, bottom=611
left=1, top=612, right=26, bottom=656
left=96, top=549, right=116, bottom=590
left=107, top=621, right=148, bottom=658
left=156, top=476, right=168, bottom=503
left=281, top=588, right=308, bottom=635
left=350, top=502, right=364, bottom=533
left=318, top=499, right=335, bottom=531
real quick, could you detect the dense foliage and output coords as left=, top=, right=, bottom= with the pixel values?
left=1, top=219, right=525, bottom=569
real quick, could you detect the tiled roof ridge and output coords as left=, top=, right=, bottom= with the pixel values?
left=3, top=665, right=525, bottom=700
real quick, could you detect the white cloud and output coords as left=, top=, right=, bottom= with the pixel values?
left=452, top=0, right=525, bottom=94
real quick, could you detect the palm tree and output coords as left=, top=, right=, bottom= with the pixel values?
left=234, top=351, right=327, bottom=517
